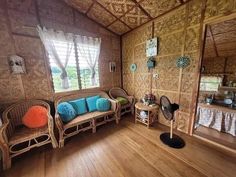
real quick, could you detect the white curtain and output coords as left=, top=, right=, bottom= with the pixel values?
left=37, top=26, right=74, bottom=89
left=75, top=35, right=101, bottom=86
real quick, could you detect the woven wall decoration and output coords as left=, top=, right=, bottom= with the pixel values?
left=130, top=63, right=137, bottom=72
left=176, top=56, right=190, bottom=68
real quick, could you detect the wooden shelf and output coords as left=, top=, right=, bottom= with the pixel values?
left=201, top=72, right=233, bottom=76
left=219, top=86, right=236, bottom=91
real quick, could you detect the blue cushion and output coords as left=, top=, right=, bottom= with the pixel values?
left=69, top=98, right=87, bottom=115
left=96, top=98, right=111, bottom=112
left=86, top=95, right=100, bottom=112
left=57, top=102, right=76, bottom=123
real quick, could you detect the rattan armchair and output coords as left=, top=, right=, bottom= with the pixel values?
left=109, top=87, right=135, bottom=117
left=0, top=100, right=58, bottom=170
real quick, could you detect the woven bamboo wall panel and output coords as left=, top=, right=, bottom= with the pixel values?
left=187, top=0, right=203, bottom=26
left=0, top=31, right=14, bottom=56
left=134, top=43, right=146, bottom=60
left=123, top=73, right=134, bottom=95
left=13, top=36, right=44, bottom=58
left=122, top=0, right=212, bottom=134
left=0, top=76, right=25, bottom=101
left=177, top=112, right=190, bottom=133
left=8, top=10, right=38, bottom=36
left=134, top=73, right=151, bottom=99
left=38, top=0, right=74, bottom=25
left=158, top=31, right=184, bottom=55
left=154, top=6, right=186, bottom=35
left=7, top=0, right=36, bottom=14
left=185, top=26, right=200, bottom=52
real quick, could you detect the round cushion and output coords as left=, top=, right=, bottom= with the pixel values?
left=22, top=106, right=48, bottom=128
left=57, top=102, right=76, bottom=123
left=96, top=98, right=111, bottom=112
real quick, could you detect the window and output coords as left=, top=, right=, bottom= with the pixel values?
left=48, top=39, right=100, bottom=93
left=37, top=27, right=101, bottom=93
left=200, top=76, right=222, bottom=92
left=49, top=40, right=79, bottom=92
left=77, top=43, right=100, bottom=89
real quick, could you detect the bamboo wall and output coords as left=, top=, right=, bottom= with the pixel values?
left=0, top=0, right=121, bottom=110
left=122, top=0, right=236, bottom=134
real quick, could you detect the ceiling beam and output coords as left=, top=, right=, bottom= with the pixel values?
left=85, top=2, right=95, bottom=15
left=106, top=0, right=151, bottom=28
left=130, top=0, right=153, bottom=19
left=93, top=0, right=132, bottom=29
left=208, top=26, right=219, bottom=57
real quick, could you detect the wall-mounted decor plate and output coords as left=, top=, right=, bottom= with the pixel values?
left=176, top=56, right=190, bottom=68
left=130, top=63, right=137, bottom=72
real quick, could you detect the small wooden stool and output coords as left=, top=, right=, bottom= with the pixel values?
left=135, top=102, right=159, bottom=128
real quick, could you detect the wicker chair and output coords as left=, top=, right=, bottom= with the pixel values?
left=109, top=87, right=135, bottom=117
left=0, top=100, right=58, bottom=170
left=54, top=91, right=119, bottom=148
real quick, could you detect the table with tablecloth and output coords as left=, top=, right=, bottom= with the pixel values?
left=195, top=103, right=236, bottom=136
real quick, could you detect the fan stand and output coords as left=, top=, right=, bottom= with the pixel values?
left=160, top=120, right=185, bottom=149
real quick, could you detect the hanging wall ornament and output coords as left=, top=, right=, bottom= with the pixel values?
left=176, top=56, right=190, bottom=68
left=130, top=63, right=137, bottom=72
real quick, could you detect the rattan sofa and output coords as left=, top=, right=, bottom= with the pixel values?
left=54, top=91, right=119, bottom=148
left=0, top=100, right=58, bottom=170
left=109, top=87, right=135, bottom=117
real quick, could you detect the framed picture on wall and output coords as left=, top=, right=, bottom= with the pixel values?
left=8, top=55, right=26, bottom=74
left=146, top=37, right=159, bottom=57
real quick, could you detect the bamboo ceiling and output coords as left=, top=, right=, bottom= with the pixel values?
left=204, top=18, right=236, bottom=58
left=64, top=0, right=189, bottom=35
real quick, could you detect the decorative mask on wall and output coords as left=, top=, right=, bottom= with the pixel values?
left=8, top=55, right=26, bottom=74
left=109, top=61, right=116, bottom=72
left=176, top=56, right=190, bottom=68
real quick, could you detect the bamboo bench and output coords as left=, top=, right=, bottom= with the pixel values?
left=54, top=91, right=120, bottom=148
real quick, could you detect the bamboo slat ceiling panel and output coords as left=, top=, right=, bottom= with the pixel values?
left=204, top=18, right=236, bottom=58
left=64, top=0, right=187, bottom=35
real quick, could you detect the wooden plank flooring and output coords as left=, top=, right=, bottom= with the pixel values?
left=2, top=115, right=236, bottom=177
left=194, top=125, right=236, bottom=149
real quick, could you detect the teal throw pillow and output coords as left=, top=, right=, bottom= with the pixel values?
left=57, top=102, right=76, bottom=123
left=69, top=98, right=87, bottom=115
left=96, top=98, right=111, bottom=112
left=86, top=95, right=100, bottom=112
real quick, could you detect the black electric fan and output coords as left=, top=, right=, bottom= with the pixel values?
left=159, top=96, right=185, bottom=149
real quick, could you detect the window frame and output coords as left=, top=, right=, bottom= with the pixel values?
left=199, top=75, right=223, bottom=92
left=48, top=37, right=100, bottom=93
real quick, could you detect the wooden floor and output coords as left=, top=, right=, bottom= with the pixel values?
left=194, top=125, right=236, bottom=149
left=2, top=115, right=236, bottom=177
